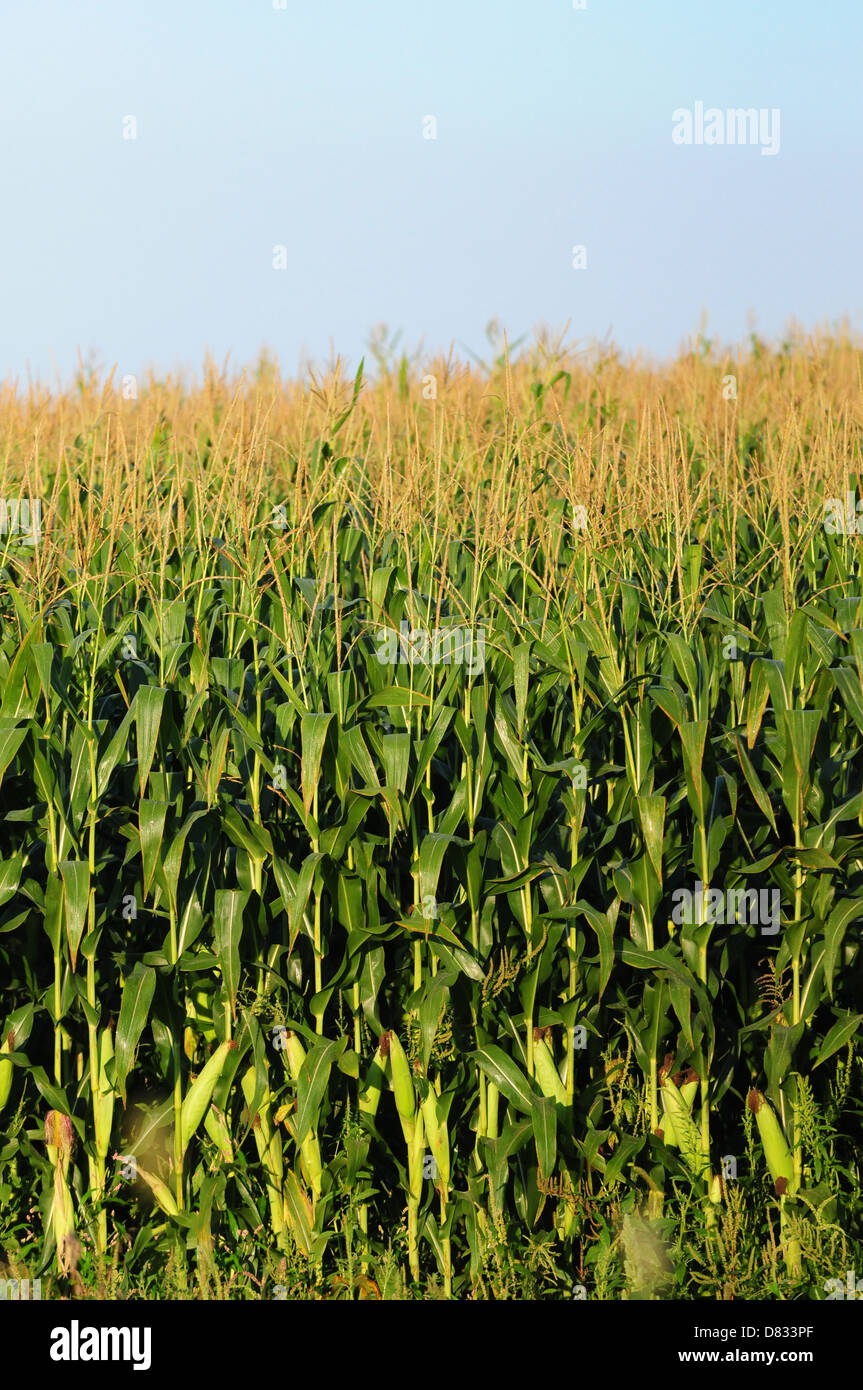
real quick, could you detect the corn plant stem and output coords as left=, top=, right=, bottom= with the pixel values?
left=312, top=785, right=323, bottom=1033
left=411, top=816, right=424, bottom=1087
left=460, top=681, right=489, bottom=1160
left=565, top=795, right=579, bottom=1100
left=565, top=675, right=584, bottom=1105
left=524, top=898, right=535, bottom=1079
left=791, top=817, right=804, bottom=1202
left=440, top=1195, right=452, bottom=1297
left=313, top=895, right=323, bottom=1031
left=343, top=844, right=362, bottom=1051
left=53, top=951, right=62, bottom=1085
left=694, top=820, right=713, bottom=1190
left=86, top=743, right=108, bottom=1251
left=251, top=631, right=262, bottom=825
left=565, top=925, right=577, bottom=1103
left=792, top=818, right=804, bottom=1026
left=171, top=1035, right=184, bottom=1210
left=648, top=1053, right=659, bottom=1135
left=45, top=789, right=62, bottom=1082
left=168, top=903, right=185, bottom=1210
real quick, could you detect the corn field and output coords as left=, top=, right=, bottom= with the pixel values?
left=1, top=330, right=862, bottom=1300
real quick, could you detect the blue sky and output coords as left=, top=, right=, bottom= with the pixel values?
left=1, top=0, right=860, bottom=384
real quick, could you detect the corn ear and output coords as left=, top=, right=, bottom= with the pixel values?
left=533, top=1034, right=567, bottom=1106
left=203, top=1102, right=234, bottom=1162
left=748, top=1089, right=796, bottom=1195
left=298, top=1132, right=323, bottom=1199
left=0, top=1030, right=13, bottom=1115
left=271, top=1058, right=324, bottom=1202
left=420, top=1088, right=450, bottom=1189
left=181, top=1038, right=237, bottom=1151
left=658, top=1107, right=680, bottom=1148
left=282, top=1031, right=327, bottom=1193
left=680, top=1078, right=699, bottom=1110
left=93, top=1026, right=115, bottom=1161
left=386, top=1030, right=416, bottom=1130
left=407, top=1105, right=425, bottom=1202
left=241, top=1068, right=285, bottom=1233
left=660, top=1075, right=707, bottom=1180
left=241, top=1067, right=283, bottom=1184
left=282, top=1167, right=314, bottom=1256
left=283, top=1030, right=307, bottom=1082
left=45, top=1110, right=75, bottom=1177
left=51, top=1162, right=76, bottom=1252
left=359, top=1040, right=388, bottom=1119
left=135, top=1161, right=180, bottom=1216
left=659, top=1074, right=698, bottom=1149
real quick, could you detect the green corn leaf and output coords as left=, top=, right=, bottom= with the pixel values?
left=472, top=1044, right=536, bottom=1115
left=214, top=889, right=247, bottom=1021
left=58, top=860, right=89, bottom=972
left=135, top=685, right=167, bottom=797
left=812, top=1013, right=863, bottom=1069
left=114, top=963, right=157, bottom=1104
left=294, top=1036, right=345, bottom=1146
left=531, top=1094, right=557, bottom=1179
left=300, top=712, right=334, bottom=812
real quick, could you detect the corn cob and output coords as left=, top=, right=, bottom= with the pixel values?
left=44, top=1112, right=76, bottom=1264
left=660, top=1074, right=708, bottom=1181
left=747, top=1089, right=797, bottom=1195
left=278, top=1032, right=323, bottom=1201
left=134, top=1161, right=180, bottom=1216
left=657, top=1059, right=698, bottom=1149
left=533, top=1030, right=567, bottom=1106
left=45, top=1109, right=74, bottom=1177
left=0, top=1030, right=13, bottom=1115
left=242, top=1067, right=284, bottom=1235
left=358, top=1038, right=388, bottom=1119
left=385, top=1030, right=417, bottom=1138
left=203, top=1102, right=234, bottom=1162
left=92, top=1026, right=115, bottom=1162
left=180, top=1038, right=237, bottom=1151
left=52, top=1162, right=76, bottom=1255
left=420, top=1086, right=451, bottom=1188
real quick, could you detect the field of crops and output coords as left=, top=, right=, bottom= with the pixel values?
left=1, top=330, right=861, bottom=1300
